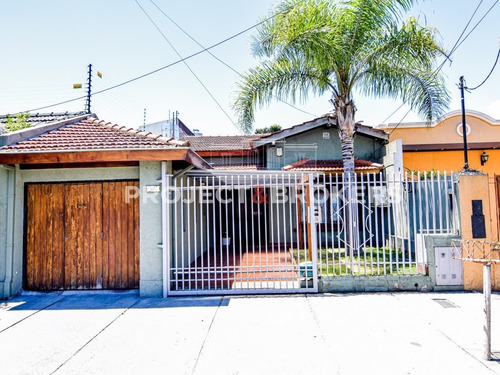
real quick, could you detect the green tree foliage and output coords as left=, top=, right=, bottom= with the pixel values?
left=4, top=112, right=31, bottom=132
left=255, top=124, right=282, bottom=134
left=234, top=0, right=449, bottom=176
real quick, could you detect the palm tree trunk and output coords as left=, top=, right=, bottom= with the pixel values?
left=336, top=99, right=360, bottom=256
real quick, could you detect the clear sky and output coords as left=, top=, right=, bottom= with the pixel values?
left=0, top=0, right=498, bottom=135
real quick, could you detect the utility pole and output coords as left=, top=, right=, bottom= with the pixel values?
left=459, top=76, right=469, bottom=170
left=85, top=64, right=93, bottom=114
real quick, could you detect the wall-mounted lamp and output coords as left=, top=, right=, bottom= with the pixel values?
left=480, top=151, right=489, bottom=166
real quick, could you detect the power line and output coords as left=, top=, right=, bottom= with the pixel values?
left=382, top=0, right=495, bottom=129
left=135, top=0, right=237, bottom=128
left=467, top=47, right=500, bottom=90
left=20, top=6, right=286, bottom=115
left=148, top=0, right=318, bottom=119
left=453, top=0, right=499, bottom=52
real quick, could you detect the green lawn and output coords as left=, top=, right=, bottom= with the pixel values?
left=291, top=247, right=418, bottom=276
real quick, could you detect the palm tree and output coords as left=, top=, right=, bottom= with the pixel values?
left=234, top=0, right=449, bottom=254
left=235, top=0, right=449, bottom=172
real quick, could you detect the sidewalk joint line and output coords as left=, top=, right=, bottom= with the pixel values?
left=191, top=296, right=224, bottom=375
left=50, top=299, right=140, bottom=375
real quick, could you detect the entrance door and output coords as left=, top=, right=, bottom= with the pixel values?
left=25, top=181, right=139, bottom=291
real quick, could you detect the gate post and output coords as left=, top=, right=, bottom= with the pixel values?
left=161, top=162, right=172, bottom=298
left=308, top=174, right=319, bottom=290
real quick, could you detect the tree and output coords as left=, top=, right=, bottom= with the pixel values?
left=234, top=0, right=449, bottom=253
left=4, top=112, right=31, bottom=132
left=255, top=124, right=282, bottom=134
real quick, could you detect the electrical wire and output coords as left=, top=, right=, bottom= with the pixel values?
left=19, top=5, right=288, bottom=115
left=148, top=0, right=318, bottom=119
left=466, top=47, right=500, bottom=90
left=381, top=0, right=496, bottom=130
left=135, top=0, right=238, bottom=128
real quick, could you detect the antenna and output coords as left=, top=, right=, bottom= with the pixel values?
left=85, top=64, right=92, bottom=114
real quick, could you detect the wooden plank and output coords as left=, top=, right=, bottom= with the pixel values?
left=75, top=184, right=84, bottom=289
left=25, top=185, right=36, bottom=289
left=45, top=184, right=54, bottom=290
left=81, top=183, right=90, bottom=289
left=52, top=184, right=65, bottom=290
left=116, top=181, right=124, bottom=288
left=63, top=184, right=72, bottom=289
left=38, top=184, right=48, bottom=289
left=0, top=148, right=191, bottom=164
left=107, top=182, right=117, bottom=288
left=127, top=181, right=136, bottom=288
left=102, top=182, right=110, bottom=289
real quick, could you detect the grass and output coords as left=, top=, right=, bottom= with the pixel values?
left=292, top=247, right=419, bottom=276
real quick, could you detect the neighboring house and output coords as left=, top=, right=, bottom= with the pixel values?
left=183, top=134, right=265, bottom=169
left=379, top=109, right=500, bottom=290
left=0, top=113, right=209, bottom=299
left=184, top=115, right=389, bottom=173
left=139, top=115, right=194, bottom=140
left=0, top=111, right=87, bottom=134
left=379, top=110, right=500, bottom=174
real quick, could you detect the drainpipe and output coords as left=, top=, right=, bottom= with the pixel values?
left=1, top=165, right=16, bottom=298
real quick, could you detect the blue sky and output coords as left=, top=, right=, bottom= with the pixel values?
left=0, top=0, right=498, bottom=135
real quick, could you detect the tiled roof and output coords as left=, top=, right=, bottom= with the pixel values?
left=211, top=163, right=266, bottom=170
left=0, top=111, right=87, bottom=127
left=183, top=135, right=265, bottom=151
left=282, top=158, right=383, bottom=172
left=0, top=117, right=187, bottom=152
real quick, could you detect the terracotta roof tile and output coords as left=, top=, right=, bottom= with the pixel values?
left=183, top=135, right=265, bottom=151
left=282, top=158, right=383, bottom=172
left=0, top=117, right=187, bottom=152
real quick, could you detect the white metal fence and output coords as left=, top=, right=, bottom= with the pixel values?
left=161, top=169, right=459, bottom=296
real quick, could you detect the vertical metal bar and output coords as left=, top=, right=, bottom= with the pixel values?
left=173, top=177, right=179, bottom=291
left=224, top=175, right=230, bottom=289
left=288, top=174, right=295, bottom=288
left=437, top=171, right=443, bottom=233
left=444, top=171, right=450, bottom=233
left=386, top=172, right=394, bottom=275
left=336, top=172, right=343, bottom=275
left=308, top=173, right=319, bottom=291
left=161, top=162, right=169, bottom=297
left=417, top=172, right=424, bottom=271
left=186, top=177, right=192, bottom=290
left=193, top=178, right=199, bottom=290
left=257, top=174, right=263, bottom=289
left=410, top=171, right=417, bottom=275
left=205, top=176, right=210, bottom=290
left=431, top=171, right=436, bottom=233
left=274, top=174, right=281, bottom=289
left=180, top=177, right=186, bottom=289
left=424, top=172, right=429, bottom=233
left=377, top=172, right=384, bottom=276
left=217, top=176, right=222, bottom=290
left=231, top=175, right=236, bottom=289
left=484, top=263, right=492, bottom=361
left=404, top=171, right=411, bottom=275
left=360, top=173, right=367, bottom=274
left=281, top=174, right=288, bottom=289
left=328, top=173, right=334, bottom=277
left=367, top=172, right=374, bottom=275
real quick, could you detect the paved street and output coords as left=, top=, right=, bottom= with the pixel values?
left=0, top=291, right=499, bottom=374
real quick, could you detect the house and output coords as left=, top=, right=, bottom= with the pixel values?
left=0, top=113, right=209, bottom=299
left=184, top=115, right=389, bottom=173
left=378, top=109, right=500, bottom=291
left=138, top=113, right=195, bottom=139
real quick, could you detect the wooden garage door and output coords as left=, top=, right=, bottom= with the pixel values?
left=25, top=181, right=139, bottom=290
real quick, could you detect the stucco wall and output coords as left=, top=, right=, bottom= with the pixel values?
left=3, top=165, right=141, bottom=298
left=0, top=168, right=9, bottom=296
left=458, top=173, right=500, bottom=291
left=265, top=127, right=385, bottom=170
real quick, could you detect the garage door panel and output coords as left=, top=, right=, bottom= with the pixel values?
left=25, top=180, right=139, bottom=291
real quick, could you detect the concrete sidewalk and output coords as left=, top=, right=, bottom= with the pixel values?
left=0, top=291, right=499, bottom=375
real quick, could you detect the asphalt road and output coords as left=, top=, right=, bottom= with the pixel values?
left=1, top=291, right=499, bottom=374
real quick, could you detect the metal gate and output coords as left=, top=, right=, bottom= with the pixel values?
left=161, top=169, right=319, bottom=296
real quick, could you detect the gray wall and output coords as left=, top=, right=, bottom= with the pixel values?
left=138, top=161, right=166, bottom=297
left=0, top=168, right=9, bottom=296
left=266, top=127, right=385, bottom=170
